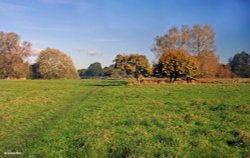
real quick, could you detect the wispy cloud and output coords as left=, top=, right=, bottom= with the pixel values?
left=0, top=2, right=28, bottom=13
left=75, top=48, right=99, bottom=56
left=75, top=48, right=85, bottom=53
left=95, top=39, right=122, bottom=43
left=39, top=0, right=75, bottom=4
left=24, top=26, right=72, bottom=32
left=87, top=50, right=98, bottom=56
left=39, top=0, right=94, bottom=12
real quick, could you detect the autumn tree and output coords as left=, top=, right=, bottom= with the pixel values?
left=114, top=54, right=151, bottom=80
left=153, top=26, right=189, bottom=58
left=37, top=48, right=79, bottom=79
left=154, top=25, right=215, bottom=56
left=154, top=25, right=219, bottom=78
left=216, top=64, right=233, bottom=78
left=191, top=25, right=215, bottom=55
left=0, top=32, right=31, bottom=79
left=229, top=51, right=250, bottom=77
left=197, top=51, right=220, bottom=77
left=154, top=49, right=199, bottom=81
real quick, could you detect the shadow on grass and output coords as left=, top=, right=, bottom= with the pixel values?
left=84, top=80, right=130, bottom=87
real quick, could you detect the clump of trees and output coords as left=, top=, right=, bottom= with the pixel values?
left=0, top=32, right=31, bottom=79
left=36, top=48, right=79, bottom=79
left=0, top=31, right=79, bottom=80
left=0, top=28, right=249, bottom=81
left=153, top=25, right=220, bottom=79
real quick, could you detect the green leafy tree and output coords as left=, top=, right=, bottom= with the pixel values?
left=37, top=48, right=79, bottom=79
left=30, top=63, right=41, bottom=79
left=77, top=69, right=87, bottom=78
left=229, top=51, right=250, bottom=77
left=103, top=65, right=115, bottom=77
left=84, top=62, right=103, bottom=77
left=0, top=32, right=31, bottom=79
left=155, top=49, right=199, bottom=81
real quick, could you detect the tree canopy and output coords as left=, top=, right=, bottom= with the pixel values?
left=0, top=32, right=31, bottom=79
left=197, top=51, right=220, bottom=77
left=229, top=51, right=250, bottom=78
left=84, top=62, right=103, bottom=77
left=154, top=25, right=215, bottom=56
left=154, top=49, right=199, bottom=81
left=37, top=48, right=79, bottom=79
left=114, top=54, right=151, bottom=79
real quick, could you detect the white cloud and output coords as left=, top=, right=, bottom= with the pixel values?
left=87, top=50, right=98, bottom=56
left=75, top=49, right=99, bottom=56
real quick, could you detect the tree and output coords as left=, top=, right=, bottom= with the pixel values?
left=37, top=48, right=79, bottom=79
left=114, top=54, right=151, bottom=80
left=84, top=62, right=103, bottom=77
left=0, top=32, right=31, bottom=79
left=154, top=49, right=199, bottom=81
left=30, top=63, right=41, bottom=79
left=191, top=25, right=215, bottom=55
left=197, top=51, right=220, bottom=77
left=103, top=65, right=115, bottom=77
left=216, top=64, right=233, bottom=78
left=77, top=69, right=87, bottom=78
left=229, top=51, right=250, bottom=77
left=154, top=25, right=218, bottom=78
left=153, top=25, right=215, bottom=56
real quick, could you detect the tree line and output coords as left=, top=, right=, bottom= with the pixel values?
left=0, top=25, right=249, bottom=80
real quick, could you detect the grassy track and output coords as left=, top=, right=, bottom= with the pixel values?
left=0, top=80, right=249, bottom=157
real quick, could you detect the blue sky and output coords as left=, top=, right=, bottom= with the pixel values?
left=0, top=0, right=249, bottom=68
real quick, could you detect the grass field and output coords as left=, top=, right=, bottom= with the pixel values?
left=0, top=80, right=249, bottom=157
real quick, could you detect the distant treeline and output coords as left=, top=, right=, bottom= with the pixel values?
left=0, top=25, right=249, bottom=80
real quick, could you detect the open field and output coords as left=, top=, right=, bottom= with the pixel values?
left=0, top=80, right=249, bottom=157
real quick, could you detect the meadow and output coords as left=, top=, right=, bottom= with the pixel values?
left=0, top=80, right=249, bottom=157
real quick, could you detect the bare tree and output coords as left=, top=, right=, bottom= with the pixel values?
left=191, top=25, right=215, bottom=55
left=153, top=25, right=215, bottom=56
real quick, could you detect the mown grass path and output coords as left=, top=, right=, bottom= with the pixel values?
left=0, top=80, right=249, bottom=157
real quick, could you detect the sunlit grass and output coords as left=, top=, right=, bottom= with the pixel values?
left=0, top=80, right=249, bottom=157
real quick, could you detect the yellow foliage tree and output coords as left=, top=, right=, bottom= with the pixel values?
left=114, top=54, right=151, bottom=79
left=155, top=49, right=199, bottom=81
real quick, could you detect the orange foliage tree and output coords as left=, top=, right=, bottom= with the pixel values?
left=0, top=32, right=31, bottom=79
left=197, top=51, right=220, bottom=78
left=154, top=49, right=199, bottom=81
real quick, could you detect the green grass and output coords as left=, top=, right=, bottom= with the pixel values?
left=0, top=80, right=249, bottom=157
